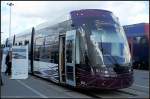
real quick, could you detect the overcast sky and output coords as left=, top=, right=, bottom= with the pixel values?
left=1, top=1, right=149, bottom=43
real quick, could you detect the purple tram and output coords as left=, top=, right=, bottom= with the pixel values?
left=7, top=9, right=133, bottom=89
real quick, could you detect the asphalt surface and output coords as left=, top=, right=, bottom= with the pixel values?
left=1, top=69, right=149, bottom=98
left=1, top=74, right=90, bottom=98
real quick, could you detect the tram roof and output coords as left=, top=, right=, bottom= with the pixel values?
left=13, top=9, right=113, bottom=38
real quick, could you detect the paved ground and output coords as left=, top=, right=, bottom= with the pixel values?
left=1, top=74, right=90, bottom=98
left=1, top=69, right=149, bottom=98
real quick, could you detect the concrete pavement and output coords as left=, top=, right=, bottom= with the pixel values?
left=1, top=69, right=149, bottom=98
left=1, top=73, right=90, bottom=98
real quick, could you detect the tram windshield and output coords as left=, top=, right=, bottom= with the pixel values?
left=90, top=24, right=131, bottom=66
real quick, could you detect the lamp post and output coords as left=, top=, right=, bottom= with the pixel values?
left=0, top=32, right=3, bottom=85
left=7, top=2, right=14, bottom=50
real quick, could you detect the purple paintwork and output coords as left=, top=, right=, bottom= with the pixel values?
left=76, top=68, right=133, bottom=89
left=70, top=9, right=112, bottom=18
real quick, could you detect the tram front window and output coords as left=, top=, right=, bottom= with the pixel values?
left=90, top=24, right=131, bottom=67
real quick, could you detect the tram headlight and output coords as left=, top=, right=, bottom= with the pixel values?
left=104, top=70, right=108, bottom=74
left=103, top=70, right=110, bottom=77
left=100, top=67, right=117, bottom=77
left=99, top=68, right=110, bottom=77
left=129, top=69, right=131, bottom=72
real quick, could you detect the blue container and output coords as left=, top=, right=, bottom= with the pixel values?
left=123, top=23, right=145, bottom=37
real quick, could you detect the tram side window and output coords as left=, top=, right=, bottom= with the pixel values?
left=44, top=35, right=59, bottom=64
left=34, top=46, right=40, bottom=61
left=51, top=51, right=59, bottom=64
left=34, top=37, right=44, bottom=61
left=35, top=37, right=44, bottom=45
left=66, top=39, right=73, bottom=63
left=19, top=42, right=22, bottom=46
left=44, top=44, right=59, bottom=64
left=34, top=37, right=59, bottom=64
left=24, top=40, right=29, bottom=45
left=39, top=46, right=47, bottom=62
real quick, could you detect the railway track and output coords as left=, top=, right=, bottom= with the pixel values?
left=74, top=89, right=136, bottom=98
left=32, top=74, right=149, bottom=98
left=83, top=87, right=149, bottom=98
left=70, top=83, right=149, bottom=98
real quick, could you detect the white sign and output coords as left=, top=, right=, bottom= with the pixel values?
left=11, top=46, right=28, bottom=79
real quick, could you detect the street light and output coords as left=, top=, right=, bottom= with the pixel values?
left=0, top=32, right=3, bottom=85
left=0, top=32, right=3, bottom=57
left=7, top=2, right=14, bottom=50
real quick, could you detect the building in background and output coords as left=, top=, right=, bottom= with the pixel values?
left=123, top=23, right=149, bottom=70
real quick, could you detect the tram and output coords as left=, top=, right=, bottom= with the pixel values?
left=6, top=9, right=133, bottom=89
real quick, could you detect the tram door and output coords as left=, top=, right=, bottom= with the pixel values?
left=59, top=35, right=66, bottom=83
left=65, top=30, right=76, bottom=86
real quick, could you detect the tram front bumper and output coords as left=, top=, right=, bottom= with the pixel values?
left=79, top=73, right=133, bottom=89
